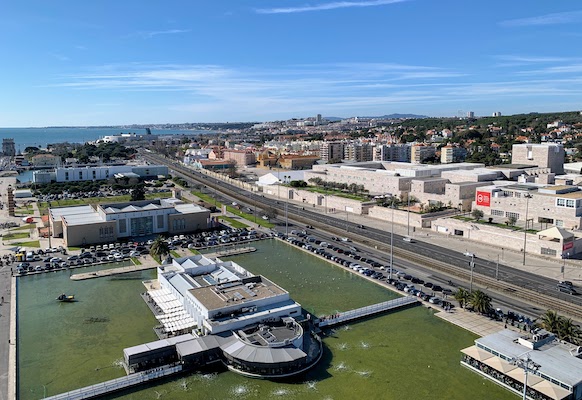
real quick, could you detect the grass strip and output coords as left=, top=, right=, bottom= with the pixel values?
left=10, top=240, right=40, bottom=248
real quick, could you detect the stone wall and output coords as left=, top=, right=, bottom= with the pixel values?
left=431, top=217, right=581, bottom=258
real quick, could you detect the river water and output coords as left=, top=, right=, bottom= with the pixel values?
left=18, top=240, right=512, bottom=399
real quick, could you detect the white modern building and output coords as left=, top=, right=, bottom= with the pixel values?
left=462, top=329, right=582, bottom=400
left=33, top=164, right=169, bottom=184
left=156, top=255, right=302, bottom=335
left=49, top=198, right=211, bottom=246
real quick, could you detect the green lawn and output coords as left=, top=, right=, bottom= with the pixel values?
left=192, top=190, right=274, bottom=228
left=189, top=249, right=201, bottom=255
left=192, top=191, right=219, bottom=206
left=11, top=223, right=36, bottom=231
left=226, top=206, right=274, bottom=228
left=131, top=257, right=142, bottom=265
left=452, top=216, right=537, bottom=233
left=37, top=192, right=172, bottom=215
left=302, top=186, right=368, bottom=201
left=10, top=240, right=40, bottom=248
left=170, top=250, right=180, bottom=258
left=220, top=216, right=249, bottom=229
left=16, top=208, right=35, bottom=215
left=2, top=232, right=30, bottom=241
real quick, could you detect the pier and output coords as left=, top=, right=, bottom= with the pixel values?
left=43, top=364, right=182, bottom=400
left=70, top=263, right=157, bottom=280
left=204, top=246, right=256, bottom=258
left=317, top=296, right=419, bottom=328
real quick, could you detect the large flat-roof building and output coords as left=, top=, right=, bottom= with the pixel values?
left=462, top=329, right=582, bottom=400
left=128, top=254, right=321, bottom=378
left=33, top=164, right=168, bottom=184
left=49, top=199, right=211, bottom=246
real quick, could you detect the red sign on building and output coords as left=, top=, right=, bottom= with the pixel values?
left=476, top=191, right=491, bottom=207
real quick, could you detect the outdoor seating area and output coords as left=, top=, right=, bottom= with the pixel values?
left=146, top=289, right=197, bottom=335
left=461, top=351, right=571, bottom=400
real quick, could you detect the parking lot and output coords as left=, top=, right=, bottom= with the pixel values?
left=11, top=226, right=271, bottom=276
left=276, top=229, right=536, bottom=328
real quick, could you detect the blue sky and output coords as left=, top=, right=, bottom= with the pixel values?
left=1, top=1, right=582, bottom=126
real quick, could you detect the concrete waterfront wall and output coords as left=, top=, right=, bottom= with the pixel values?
left=430, top=217, right=577, bottom=258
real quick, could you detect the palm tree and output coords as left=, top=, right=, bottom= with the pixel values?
left=557, top=317, right=581, bottom=345
left=538, top=310, right=561, bottom=334
left=149, top=236, right=170, bottom=262
left=454, top=288, right=470, bottom=309
left=469, top=290, right=492, bottom=314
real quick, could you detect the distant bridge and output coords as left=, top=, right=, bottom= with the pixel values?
left=317, top=296, right=419, bottom=328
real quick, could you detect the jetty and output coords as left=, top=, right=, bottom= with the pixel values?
left=70, top=264, right=157, bottom=280
left=317, top=296, right=419, bottom=328
left=204, top=246, right=256, bottom=258
left=43, top=364, right=182, bottom=400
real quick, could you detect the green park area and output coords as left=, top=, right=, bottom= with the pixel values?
left=192, top=191, right=274, bottom=228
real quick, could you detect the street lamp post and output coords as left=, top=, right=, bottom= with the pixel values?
left=511, top=352, right=539, bottom=400
left=469, top=254, right=475, bottom=293
left=389, top=201, right=394, bottom=280
left=522, top=194, right=533, bottom=266
left=407, top=193, right=411, bottom=237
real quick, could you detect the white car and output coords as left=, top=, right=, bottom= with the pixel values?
left=463, top=252, right=475, bottom=258
left=403, top=237, right=414, bottom=243
left=129, top=251, right=141, bottom=257
left=341, top=237, right=351, bottom=242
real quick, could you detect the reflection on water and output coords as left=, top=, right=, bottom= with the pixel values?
left=18, top=240, right=514, bottom=400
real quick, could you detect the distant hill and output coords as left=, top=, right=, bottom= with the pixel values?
left=325, top=113, right=428, bottom=121
left=363, top=113, right=429, bottom=119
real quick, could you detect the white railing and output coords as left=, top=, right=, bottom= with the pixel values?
left=43, top=365, right=182, bottom=400
left=318, top=296, right=418, bottom=327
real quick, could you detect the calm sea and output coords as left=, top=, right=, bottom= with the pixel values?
left=0, top=127, right=212, bottom=150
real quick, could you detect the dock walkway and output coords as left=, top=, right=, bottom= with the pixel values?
left=70, top=263, right=157, bottom=281
left=317, top=296, right=419, bottom=328
left=43, top=365, right=182, bottom=400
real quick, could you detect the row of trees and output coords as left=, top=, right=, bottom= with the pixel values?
left=454, top=288, right=492, bottom=314
left=307, top=177, right=367, bottom=195
left=537, top=310, right=581, bottom=345
left=454, top=288, right=581, bottom=345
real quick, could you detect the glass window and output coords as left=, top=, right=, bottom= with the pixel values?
left=557, top=198, right=565, bottom=207
left=157, top=215, right=164, bottom=229
left=119, top=219, right=127, bottom=234
left=566, top=199, right=575, bottom=208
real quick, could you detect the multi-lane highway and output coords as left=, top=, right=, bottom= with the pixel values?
left=142, top=151, right=582, bottom=320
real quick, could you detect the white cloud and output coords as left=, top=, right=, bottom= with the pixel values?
left=256, top=0, right=407, bottom=14
left=47, top=62, right=582, bottom=121
left=136, top=29, right=190, bottom=38
left=500, top=10, right=582, bottom=27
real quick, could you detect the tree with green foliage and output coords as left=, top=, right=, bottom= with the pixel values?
left=471, top=209, right=484, bottom=221
left=454, top=287, right=470, bottom=309
left=506, top=215, right=517, bottom=226
left=150, top=236, right=170, bottom=261
left=469, top=290, right=492, bottom=314
left=130, top=184, right=146, bottom=201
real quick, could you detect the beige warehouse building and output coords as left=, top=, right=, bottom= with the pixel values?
left=49, top=198, right=211, bottom=247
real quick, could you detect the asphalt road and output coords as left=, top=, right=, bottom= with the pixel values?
left=142, top=152, right=582, bottom=314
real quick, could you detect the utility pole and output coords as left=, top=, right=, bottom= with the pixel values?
left=407, top=193, right=411, bottom=237
left=389, top=199, right=394, bottom=280
left=522, top=193, right=532, bottom=265
left=469, top=254, right=475, bottom=293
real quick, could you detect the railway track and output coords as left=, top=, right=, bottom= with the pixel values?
left=144, top=152, right=582, bottom=320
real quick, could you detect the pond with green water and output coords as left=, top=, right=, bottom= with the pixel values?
left=18, top=240, right=512, bottom=399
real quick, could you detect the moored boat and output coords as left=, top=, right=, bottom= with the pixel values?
left=56, top=293, right=75, bottom=302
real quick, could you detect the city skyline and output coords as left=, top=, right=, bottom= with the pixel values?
left=2, top=1, right=582, bottom=126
